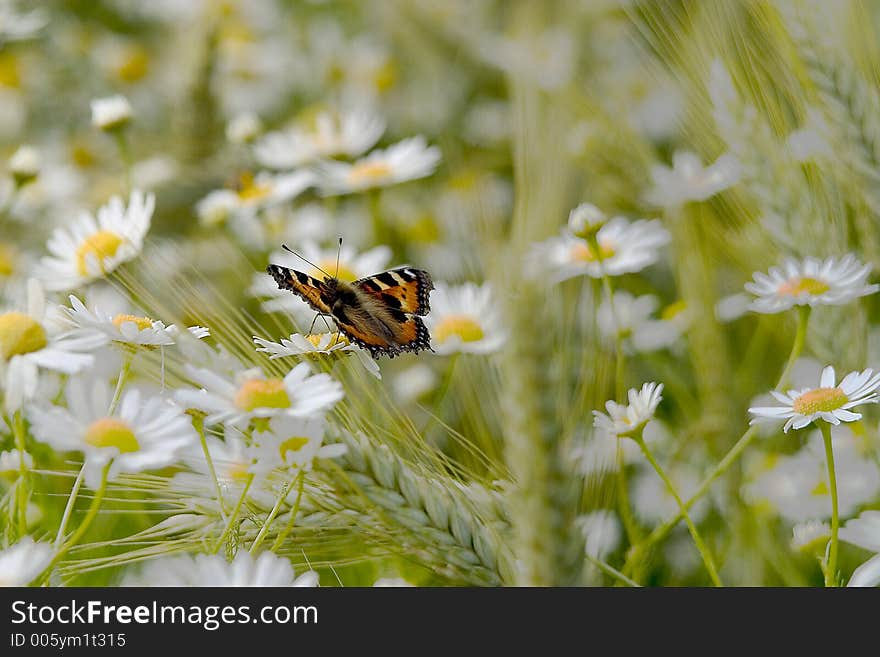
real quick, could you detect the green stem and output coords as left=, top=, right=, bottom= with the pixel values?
left=271, top=471, right=305, bottom=551
left=36, top=460, right=112, bottom=584
left=113, top=130, right=133, bottom=194
left=615, top=438, right=641, bottom=545
left=109, top=352, right=135, bottom=415
left=623, top=306, right=812, bottom=576
left=585, top=552, right=641, bottom=587
left=819, top=422, right=840, bottom=587
left=193, top=414, right=228, bottom=520
left=13, top=410, right=27, bottom=536
left=214, top=473, right=254, bottom=553
left=54, top=465, right=85, bottom=545
left=634, top=435, right=723, bottom=587
left=250, top=478, right=292, bottom=554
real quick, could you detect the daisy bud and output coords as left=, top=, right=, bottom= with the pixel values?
left=226, top=112, right=263, bottom=144
left=568, top=203, right=607, bottom=239
left=8, top=145, right=39, bottom=187
left=91, top=95, right=133, bottom=132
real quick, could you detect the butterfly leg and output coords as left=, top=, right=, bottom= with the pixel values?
left=307, top=312, right=335, bottom=335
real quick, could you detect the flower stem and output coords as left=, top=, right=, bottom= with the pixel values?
left=109, top=352, right=135, bottom=415
left=192, top=414, right=227, bottom=520
left=13, top=410, right=27, bottom=536
left=250, top=478, right=292, bottom=554
left=214, top=473, right=254, bottom=554
left=36, top=460, right=112, bottom=584
left=776, top=306, right=811, bottom=391
left=634, top=434, right=723, bottom=586
left=54, top=465, right=85, bottom=545
left=585, top=552, right=641, bottom=587
left=271, top=471, right=305, bottom=551
left=819, top=422, right=840, bottom=587
left=113, top=130, right=133, bottom=194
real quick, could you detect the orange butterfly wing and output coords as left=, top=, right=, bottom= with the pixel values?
left=353, top=268, right=433, bottom=316
left=266, top=264, right=332, bottom=314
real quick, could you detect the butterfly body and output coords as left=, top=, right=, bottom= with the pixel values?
left=267, top=263, right=434, bottom=358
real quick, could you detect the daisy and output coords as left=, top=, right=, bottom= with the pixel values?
left=0, top=1, right=47, bottom=44
left=645, top=149, right=741, bottom=208
left=0, top=537, right=54, bottom=586
left=841, top=512, right=880, bottom=587
left=251, top=241, right=391, bottom=320
left=254, top=108, right=385, bottom=169
left=577, top=510, right=622, bottom=559
left=529, top=217, right=670, bottom=283
left=224, top=170, right=314, bottom=215
left=27, top=375, right=197, bottom=488
left=745, top=254, right=878, bottom=314
left=253, top=332, right=380, bottom=380
left=248, top=415, right=346, bottom=475
left=40, top=189, right=154, bottom=291
left=423, top=282, right=507, bottom=355
left=90, top=94, right=133, bottom=132
left=63, top=295, right=209, bottom=349
left=315, top=136, right=441, bottom=195
left=593, top=382, right=664, bottom=439
left=748, top=365, right=880, bottom=432
left=8, top=144, right=39, bottom=188
left=567, top=203, right=609, bottom=239
left=174, top=362, right=344, bottom=430
left=1, top=280, right=97, bottom=412
left=597, top=292, right=688, bottom=352
left=195, top=189, right=239, bottom=228
left=121, top=551, right=318, bottom=587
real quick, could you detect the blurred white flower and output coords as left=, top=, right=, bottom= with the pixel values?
left=791, top=520, right=830, bottom=552
left=424, top=281, right=507, bottom=355
left=1, top=280, right=96, bottom=412
left=787, top=108, right=833, bottom=163
left=40, top=190, right=154, bottom=291
left=63, top=295, right=209, bottom=349
left=253, top=332, right=380, bottom=379
left=392, top=363, right=437, bottom=403
left=255, top=108, right=384, bottom=169
left=749, top=365, right=880, bottom=432
left=0, top=448, right=31, bottom=474
left=578, top=510, right=622, bottom=559
left=0, top=1, right=47, bottom=44
left=374, top=577, right=415, bottom=587
left=632, top=463, right=710, bottom=525
left=196, top=189, right=238, bottom=228
left=745, top=254, right=878, bottom=314
left=593, top=382, right=664, bottom=439
left=248, top=415, right=346, bottom=475
left=567, top=203, right=608, bottom=238
left=226, top=170, right=315, bottom=214
left=226, top=112, right=263, bottom=144
left=0, top=537, right=53, bottom=586
left=645, top=150, right=741, bottom=208
left=715, top=292, right=752, bottom=322
left=841, top=511, right=880, bottom=587
left=28, top=375, right=197, bottom=488
left=122, top=551, right=318, bottom=587
left=743, top=426, right=880, bottom=522
left=477, top=28, right=574, bottom=90
left=175, top=362, right=344, bottom=429
left=90, top=94, right=133, bottom=131
left=529, top=217, right=670, bottom=283
left=8, top=144, right=39, bottom=186
left=598, top=292, right=690, bottom=353
left=315, top=136, right=440, bottom=195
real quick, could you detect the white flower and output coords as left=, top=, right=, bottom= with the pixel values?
left=315, top=136, right=441, bottom=195
left=254, top=108, right=384, bottom=169
left=8, top=144, right=39, bottom=185
left=745, top=255, right=878, bottom=314
left=90, top=94, right=133, bottom=131
left=196, top=189, right=239, bottom=228
left=423, top=282, right=507, bottom=355
left=253, top=332, right=380, bottom=380
left=632, top=464, right=710, bottom=525
left=172, top=433, right=264, bottom=510
left=40, top=190, right=154, bottom=291
left=787, top=108, right=833, bottom=163
left=226, top=170, right=315, bottom=214
left=0, top=537, right=53, bottom=586
left=1, top=280, right=97, bottom=412
left=28, top=376, right=197, bottom=488
left=567, top=203, right=608, bottom=238
left=791, top=520, right=831, bottom=552
left=226, top=112, right=263, bottom=144
left=392, top=363, right=437, bottom=403
left=122, top=551, right=318, bottom=587
left=0, top=448, right=31, bottom=474
left=645, top=150, right=741, bottom=208
left=374, top=577, right=415, bottom=587
left=749, top=365, right=880, bottom=432
left=842, top=511, right=880, bottom=587
left=251, top=242, right=391, bottom=320
left=175, top=362, right=344, bottom=430
left=743, top=426, right=880, bottom=522
left=593, top=382, right=664, bottom=439
left=248, top=415, right=346, bottom=475
left=597, top=292, right=689, bottom=353
left=529, top=217, right=670, bottom=283
left=0, top=2, right=47, bottom=44
left=577, top=510, right=622, bottom=559
left=63, top=295, right=209, bottom=349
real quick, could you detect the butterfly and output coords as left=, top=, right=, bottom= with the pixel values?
left=266, top=250, right=434, bottom=359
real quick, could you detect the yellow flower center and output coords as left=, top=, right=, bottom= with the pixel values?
left=225, top=461, right=252, bottom=481
left=570, top=239, right=615, bottom=263
left=0, top=51, right=20, bottom=88
left=84, top=418, right=139, bottom=453
left=112, top=314, right=154, bottom=331
left=660, top=300, right=687, bottom=321
left=777, top=277, right=830, bottom=297
left=811, top=480, right=829, bottom=496
left=234, top=378, right=291, bottom=411
left=348, top=160, right=392, bottom=185
left=434, top=315, right=484, bottom=344
left=0, top=312, right=47, bottom=361
left=373, top=59, right=398, bottom=93
left=75, top=230, right=125, bottom=277
left=116, top=46, right=150, bottom=83
left=0, top=242, right=16, bottom=277
left=71, top=143, right=96, bottom=168
left=792, top=387, right=848, bottom=415
left=236, top=172, right=272, bottom=202
left=316, top=260, right=356, bottom=282
left=279, top=436, right=310, bottom=460
left=307, top=332, right=348, bottom=349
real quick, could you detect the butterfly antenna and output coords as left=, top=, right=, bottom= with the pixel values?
left=280, top=244, right=333, bottom=278
left=335, top=236, right=343, bottom=279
